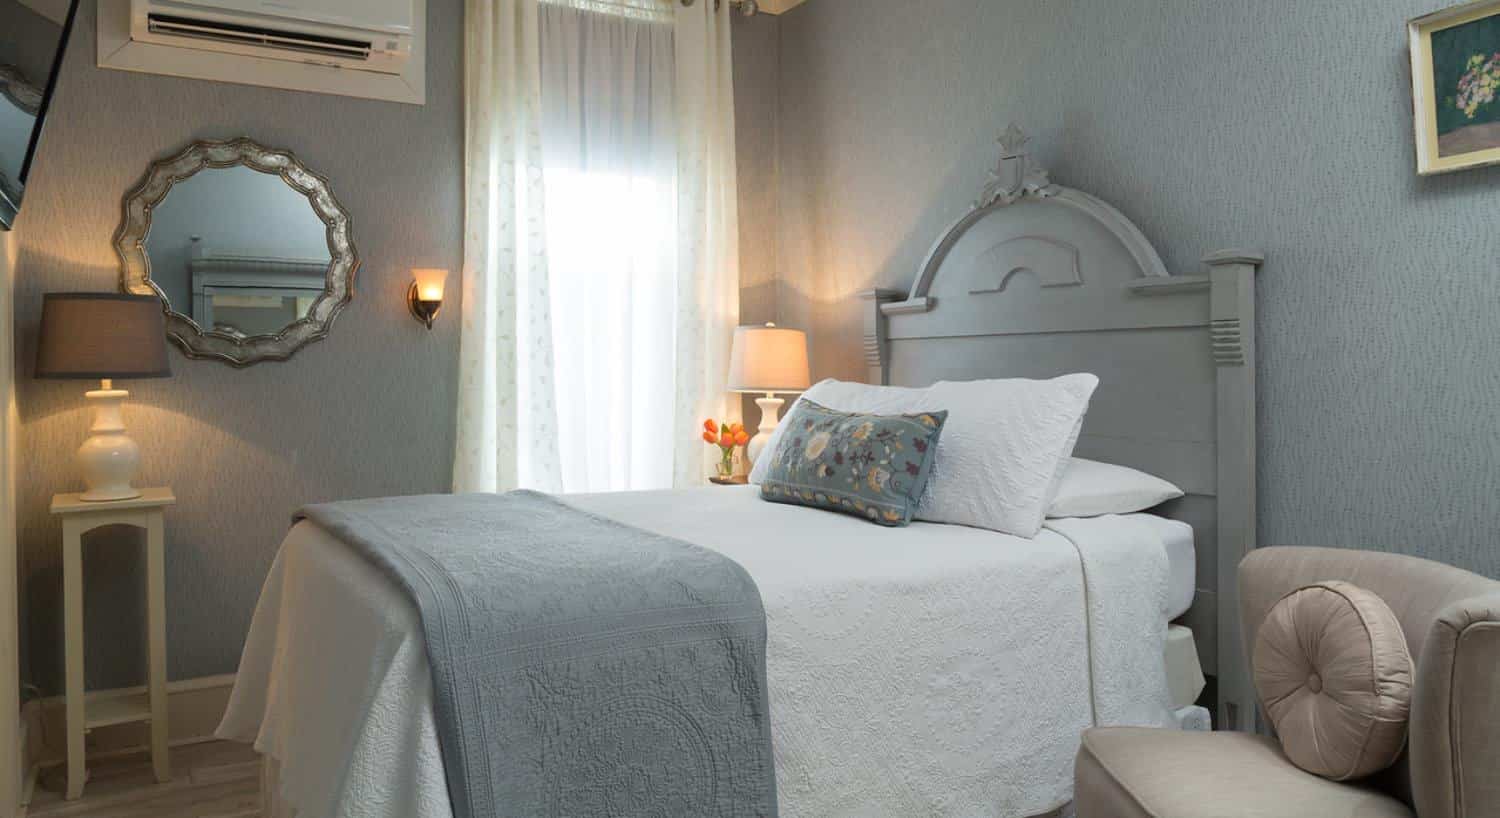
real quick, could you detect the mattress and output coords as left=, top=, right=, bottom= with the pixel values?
left=1133, top=515, right=1196, bottom=620
left=220, top=486, right=1178, bottom=818
left=1164, top=624, right=1206, bottom=709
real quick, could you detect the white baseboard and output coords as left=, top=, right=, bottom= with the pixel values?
left=26, top=674, right=237, bottom=772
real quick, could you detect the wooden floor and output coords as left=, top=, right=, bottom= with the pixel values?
left=23, top=741, right=261, bottom=818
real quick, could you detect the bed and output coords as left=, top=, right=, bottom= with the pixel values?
left=218, top=129, right=1263, bottom=817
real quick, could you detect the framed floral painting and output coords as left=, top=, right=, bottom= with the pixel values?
left=1410, top=0, right=1500, bottom=173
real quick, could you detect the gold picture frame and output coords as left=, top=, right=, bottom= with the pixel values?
left=1410, top=0, right=1500, bottom=174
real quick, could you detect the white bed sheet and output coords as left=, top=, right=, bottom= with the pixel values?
left=220, top=487, right=1175, bottom=818
left=1134, top=515, right=1195, bottom=620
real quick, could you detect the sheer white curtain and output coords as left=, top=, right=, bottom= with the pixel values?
left=456, top=0, right=740, bottom=494
left=455, top=0, right=555, bottom=494
left=539, top=1, right=678, bottom=492
left=671, top=0, right=740, bottom=488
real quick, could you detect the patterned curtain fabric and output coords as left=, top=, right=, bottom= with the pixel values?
left=455, top=0, right=741, bottom=494
left=455, top=0, right=555, bottom=493
left=671, top=0, right=742, bottom=488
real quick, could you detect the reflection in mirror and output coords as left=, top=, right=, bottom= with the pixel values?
left=0, top=65, right=38, bottom=212
left=116, top=139, right=357, bottom=367
left=0, top=0, right=78, bottom=227
left=143, top=165, right=333, bottom=338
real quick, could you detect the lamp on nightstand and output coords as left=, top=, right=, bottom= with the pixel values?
left=728, top=323, right=810, bottom=466
left=36, top=293, right=171, bottom=502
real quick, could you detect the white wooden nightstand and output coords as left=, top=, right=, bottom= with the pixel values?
left=49, top=487, right=175, bottom=801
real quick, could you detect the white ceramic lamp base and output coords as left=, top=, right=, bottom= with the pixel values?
left=78, top=383, right=142, bottom=502
left=744, top=394, right=786, bottom=466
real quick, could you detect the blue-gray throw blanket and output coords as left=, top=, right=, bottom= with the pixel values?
left=295, top=491, right=777, bottom=818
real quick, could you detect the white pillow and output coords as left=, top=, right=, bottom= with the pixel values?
left=1046, top=458, right=1185, bottom=518
left=751, top=375, right=1099, bottom=537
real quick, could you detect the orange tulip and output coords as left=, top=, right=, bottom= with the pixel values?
left=729, top=422, right=744, bottom=435
left=735, top=431, right=750, bottom=446
left=703, top=418, right=718, bottom=433
left=702, top=431, right=717, bottom=444
left=719, top=432, right=735, bottom=448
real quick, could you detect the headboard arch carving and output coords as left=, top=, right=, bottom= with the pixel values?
left=860, top=125, right=1264, bottom=733
left=896, top=125, right=1170, bottom=318
left=970, top=236, right=1082, bottom=294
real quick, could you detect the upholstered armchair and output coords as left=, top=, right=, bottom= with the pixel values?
left=1075, top=546, right=1500, bottom=818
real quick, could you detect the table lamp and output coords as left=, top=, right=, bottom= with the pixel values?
left=728, top=323, right=811, bottom=465
left=35, top=293, right=172, bottom=501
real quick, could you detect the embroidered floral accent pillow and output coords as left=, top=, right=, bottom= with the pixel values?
left=759, top=399, right=947, bottom=527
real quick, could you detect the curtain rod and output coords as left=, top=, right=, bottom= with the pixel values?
left=678, top=0, right=760, bottom=16
left=551, top=0, right=759, bottom=20
left=545, top=0, right=757, bottom=21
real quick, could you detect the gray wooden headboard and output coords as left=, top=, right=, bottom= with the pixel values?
left=860, top=127, right=1262, bottom=732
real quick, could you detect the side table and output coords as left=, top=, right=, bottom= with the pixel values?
left=49, top=487, right=175, bottom=800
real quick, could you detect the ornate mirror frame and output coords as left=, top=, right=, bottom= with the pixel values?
left=114, top=138, right=358, bottom=367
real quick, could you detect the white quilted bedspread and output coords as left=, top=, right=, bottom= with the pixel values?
left=219, top=487, right=1173, bottom=818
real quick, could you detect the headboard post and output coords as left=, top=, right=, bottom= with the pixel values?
left=1205, top=249, right=1265, bottom=733
left=861, top=288, right=902, bottom=385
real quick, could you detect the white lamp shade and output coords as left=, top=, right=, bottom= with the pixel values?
left=727, top=324, right=810, bottom=394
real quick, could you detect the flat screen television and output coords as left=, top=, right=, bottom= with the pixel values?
left=0, top=0, right=80, bottom=230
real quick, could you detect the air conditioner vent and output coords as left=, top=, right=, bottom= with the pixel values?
left=146, top=13, right=373, bottom=62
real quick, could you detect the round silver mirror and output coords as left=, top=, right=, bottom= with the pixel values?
left=114, top=138, right=358, bottom=367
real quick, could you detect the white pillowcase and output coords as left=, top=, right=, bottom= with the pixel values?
left=750, top=375, right=1099, bottom=537
left=1046, top=458, right=1184, bottom=518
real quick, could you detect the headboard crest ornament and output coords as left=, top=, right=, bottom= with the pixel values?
left=976, top=124, right=1059, bottom=209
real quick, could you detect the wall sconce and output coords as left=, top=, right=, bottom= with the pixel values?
left=408, top=268, right=447, bottom=330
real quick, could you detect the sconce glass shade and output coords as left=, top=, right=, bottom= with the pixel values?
left=727, top=323, right=810, bottom=394
left=412, top=268, right=448, bottom=302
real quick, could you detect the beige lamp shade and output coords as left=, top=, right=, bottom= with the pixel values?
left=727, top=323, right=810, bottom=394
left=35, top=293, right=171, bottom=380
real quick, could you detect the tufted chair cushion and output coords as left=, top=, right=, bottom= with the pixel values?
left=1252, top=581, right=1413, bottom=780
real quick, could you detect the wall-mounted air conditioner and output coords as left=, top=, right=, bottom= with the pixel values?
left=98, top=0, right=426, bottom=105
left=129, top=0, right=412, bottom=75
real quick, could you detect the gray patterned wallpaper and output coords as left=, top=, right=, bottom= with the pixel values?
left=733, top=13, right=782, bottom=329
left=769, top=0, right=1500, bottom=578
left=731, top=14, right=784, bottom=424
left=13, top=1, right=463, bottom=692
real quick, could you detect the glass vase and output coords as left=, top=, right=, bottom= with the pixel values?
left=715, top=450, right=735, bottom=479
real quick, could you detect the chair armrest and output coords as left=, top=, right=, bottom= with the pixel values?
left=1411, top=594, right=1500, bottom=818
